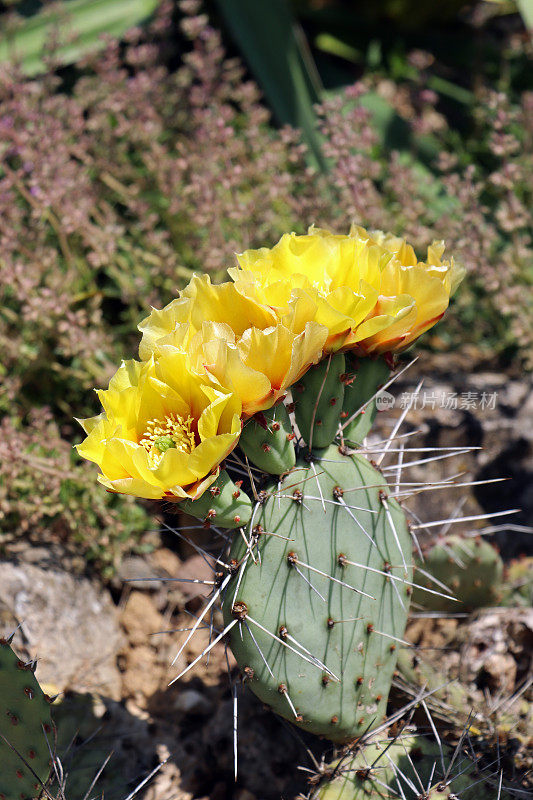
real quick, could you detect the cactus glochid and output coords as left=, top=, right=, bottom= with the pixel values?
left=0, top=637, right=53, bottom=800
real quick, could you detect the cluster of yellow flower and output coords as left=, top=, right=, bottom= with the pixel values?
left=77, top=226, right=463, bottom=501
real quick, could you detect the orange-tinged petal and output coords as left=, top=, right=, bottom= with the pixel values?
left=178, top=470, right=220, bottom=501
left=230, top=225, right=463, bottom=356
left=381, top=262, right=449, bottom=332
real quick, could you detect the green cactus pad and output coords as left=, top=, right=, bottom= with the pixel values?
left=315, top=735, right=512, bottom=800
left=395, top=648, right=476, bottom=723
left=0, top=637, right=53, bottom=800
left=239, top=405, right=296, bottom=475
left=294, top=353, right=346, bottom=449
left=412, top=533, right=503, bottom=611
left=181, top=470, right=252, bottom=529
left=223, top=446, right=412, bottom=742
left=342, top=356, right=391, bottom=446
left=501, top=556, right=533, bottom=607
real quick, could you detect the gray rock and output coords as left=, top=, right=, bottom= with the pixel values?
left=173, top=689, right=212, bottom=716
left=118, top=555, right=164, bottom=590
left=0, top=561, right=123, bottom=698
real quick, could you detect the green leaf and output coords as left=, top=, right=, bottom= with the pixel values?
left=214, top=0, right=325, bottom=169
left=0, top=0, right=160, bottom=75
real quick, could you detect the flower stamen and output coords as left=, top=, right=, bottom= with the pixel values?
left=140, top=413, right=196, bottom=468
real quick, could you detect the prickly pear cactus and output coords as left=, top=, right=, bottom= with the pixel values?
left=341, top=355, right=391, bottom=446
left=293, top=354, right=347, bottom=449
left=79, top=225, right=525, bottom=792
left=223, top=445, right=412, bottom=741
left=501, top=555, right=533, bottom=607
left=313, top=734, right=512, bottom=800
left=186, top=353, right=417, bottom=743
left=412, top=533, right=503, bottom=611
left=0, top=637, right=53, bottom=800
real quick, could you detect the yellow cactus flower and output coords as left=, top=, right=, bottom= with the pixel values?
left=76, top=352, right=242, bottom=501
left=229, top=226, right=464, bottom=355
left=138, top=273, right=277, bottom=360
left=186, top=319, right=328, bottom=417
left=138, top=274, right=328, bottom=416
left=349, top=225, right=465, bottom=353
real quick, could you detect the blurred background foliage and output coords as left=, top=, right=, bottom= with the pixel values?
left=0, top=0, right=531, bottom=575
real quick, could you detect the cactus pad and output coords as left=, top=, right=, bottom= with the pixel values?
left=181, top=469, right=252, bottom=529
left=239, top=404, right=296, bottom=475
left=0, top=638, right=53, bottom=800
left=315, top=734, right=512, bottom=799
left=501, top=556, right=533, bottom=607
left=413, top=533, right=503, bottom=611
left=223, top=446, right=412, bottom=742
left=294, top=354, right=346, bottom=449
left=341, top=356, right=391, bottom=446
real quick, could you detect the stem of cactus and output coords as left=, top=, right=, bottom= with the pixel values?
left=239, top=404, right=296, bottom=474
left=0, top=636, right=54, bottom=799
left=223, top=444, right=412, bottom=742
left=294, top=353, right=346, bottom=449
left=180, top=470, right=253, bottom=529
left=412, top=533, right=504, bottom=611
left=341, top=355, right=391, bottom=446
left=166, top=349, right=520, bottom=789
left=313, top=733, right=512, bottom=799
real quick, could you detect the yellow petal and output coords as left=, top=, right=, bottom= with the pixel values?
left=77, top=347, right=243, bottom=502
left=151, top=447, right=198, bottom=489
left=232, top=226, right=463, bottom=356
left=184, top=274, right=277, bottom=334
left=187, top=431, right=241, bottom=478
left=98, top=474, right=167, bottom=500
left=138, top=299, right=190, bottom=359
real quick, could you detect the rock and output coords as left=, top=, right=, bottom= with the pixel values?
left=142, top=750, right=192, bottom=800
left=118, top=555, right=164, bottom=590
left=149, top=547, right=184, bottom=576
left=0, top=561, right=123, bottom=698
left=121, top=590, right=166, bottom=645
left=173, top=689, right=212, bottom=716
left=121, top=644, right=161, bottom=698
left=235, top=790, right=257, bottom=800
left=459, top=607, right=533, bottom=693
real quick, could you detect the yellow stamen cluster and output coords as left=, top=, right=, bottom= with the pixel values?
left=140, top=413, right=196, bottom=468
